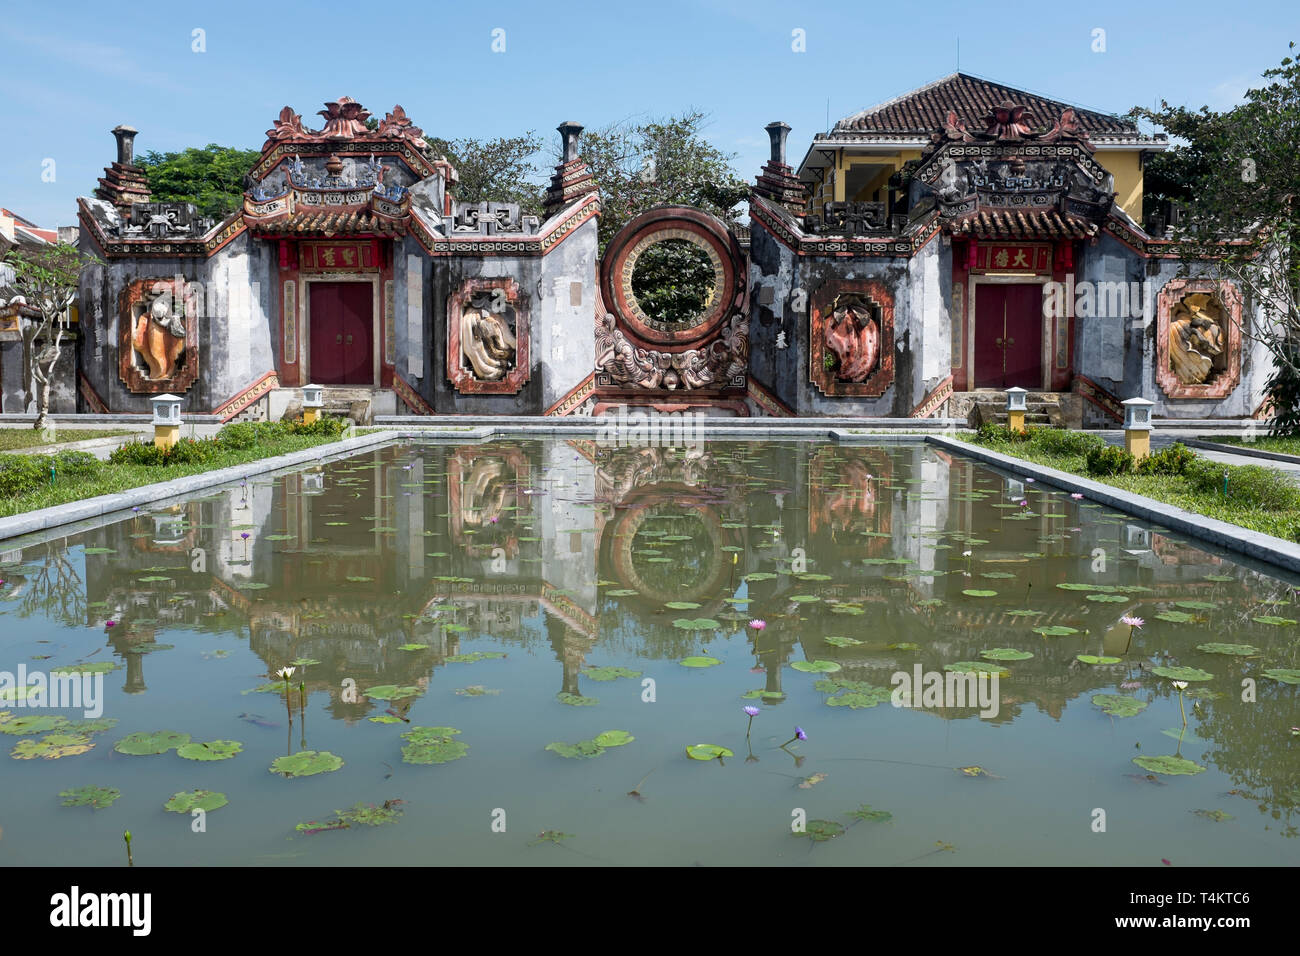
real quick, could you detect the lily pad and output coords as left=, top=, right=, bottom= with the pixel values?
left=591, top=730, right=634, bottom=748
left=364, top=685, right=421, bottom=701
left=1191, top=809, right=1234, bottom=822
left=445, top=651, right=507, bottom=664
left=1132, top=755, right=1205, bottom=776
left=14, top=733, right=94, bottom=760
left=114, top=730, right=191, bottom=755
left=1196, top=643, right=1259, bottom=656
left=888, top=642, right=921, bottom=650
left=1252, top=615, right=1297, bottom=626
left=556, top=692, right=598, bottom=706
left=545, top=739, right=605, bottom=759
left=1262, top=668, right=1300, bottom=685
left=398, top=643, right=430, bottom=651
left=337, top=799, right=405, bottom=826
left=826, top=687, right=893, bottom=709
left=455, top=685, right=500, bottom=697
left=0, top=714, right=70, bottom=736
left=825, top=636, right=865, bottom=647
left=685, top=744, right=734, bottom=761
left=664, top=601, right=701, bottom=610
left=848, top=805, right=893, bottom=823
left=799, top=820, right=845, bottom=842
left=791, top=659, right=842, bottom=673
left=163, top=789, right=228, bottom=813
left=980, top=648, right=1034, bottom=661
left=1085, top=594, right=1129, bottom=603
left=59, top=785, right=121, bottom=809
left=1154, top=611, right=1198, bottom=623
left=1093, top=694, right=1147, bottom=717
left=176, top=740, right=243, bottom=762
left=270, top=750, right=344, bottom=777
left=1151, top=666, right=1214, bottom=682
left=50, top=662, right=120, bottom=675
left=1175, top=601, right=1217, bottom=611
left=1032, top=625, right=1079, bottom=637
left=680, top=656, right=721, bottom=668
left=671, top=618, right=721, bottom=631
left=581, top=666, right=642, bottom=682
left=961, top=589, right=998, bottom=598
left=1077, top=655, right=1122, bottom=665
left=943, top=661, right=1008, bottom=676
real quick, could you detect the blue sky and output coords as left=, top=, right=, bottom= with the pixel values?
left=2, top=0, right=1296, bottom=227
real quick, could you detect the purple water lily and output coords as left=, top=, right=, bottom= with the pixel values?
left=744, top=705, right=760, bottom=737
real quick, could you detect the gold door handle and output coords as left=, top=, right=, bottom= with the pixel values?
left=335, top=334, right=343, bottom=345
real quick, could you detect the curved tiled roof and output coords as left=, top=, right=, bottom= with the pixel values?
left=949, top=208, right=1100, bottom=239
left=244, top=208, right=407, bottom=237
left=835, top=72, right=1138, bottom=136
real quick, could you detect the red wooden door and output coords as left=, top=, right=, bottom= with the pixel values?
left=310, top=283, right=373, bottom=385
left=974, top=283, right=1042, bottom=389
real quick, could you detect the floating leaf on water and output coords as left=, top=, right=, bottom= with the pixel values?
left=1005, top=609, right=1044, bottom=617
left=888, top=642, right=920, bottom=651
left=961, top=589, right=998, bottom=598
left=1057, top=583, right=1111, bottom=592
left=445, top=652, right=507, bottom=664
left=455, top=685, right=500, bottom=697
left=741, top=689, right=786, bottom=700
left=398, top=644, right=430, bottom=651
left=0, top=714, right=70, bottom=735
left=1093, top=695, right=1147, bottom=717
left=1151, top=666, right=1214, bottom=682
left=1032, top=625, right=1079, bottom=637
left=672, top=618, right=721, bottom=632
left=59, top=785, right=120, bottom=809
left=1196, top=643, right=1259, bottom=656
left=556, top=692, right=598, bottom=706
left=680, top=656, right=721, bottom=668
left=1203, top=574, right=1235, bottom=582
left=1174, top=601, right=1217, bottom=611
left=50, top=662, right=120, bottom=675
left=1185, top=687, right=1225, bottom=700
left=1085, top=594, right=1129, bottom=604
left=546, top=740, right=605, bottom=759
left=829, top=604, right=865, bottom=615
left=364, top=685, right=422, bottom=702
left=791, top=660, right=842, bottom=673
left=943, top=661, right=1009, bottom=677
left=176, top=740, right=243, bottom=762
left=798, top=772, right=828, bottom=789
left=368, top=715, right=403, bottom=724
left=744, top=572, right=777, bottom=582
left=270, top=750, right=344, bottom=777
left=345, top=576, right=374, bottom=583
left=799, top=820, right=845, bottom=842
left=114, top=730, right=190, bottom=755
left=848, top=805, right=892, bottom=823
left=789, top=595, right=821, bottom=603
left=606, top=589, right=639, bottom=597
left=980, top=572, right=1018, bottom=580
left=12, top=733, right=93, bottom=760
left=163, top=790, right=228, bottom=813
left=82, top=547, right=116, bottom=555
left=827, top=687, right=894, bottom=708
left=825, top=636, right=864, bottom=647
left=1262, top=668, right=1300, bottom=685
left=685, top=743, right=734, bottom=761
left=956, top=765, right=998, bottom=778
left=591, top=730, right=634, bottom=748
left=242, top=683, right=286, bottom=695
left=1191, top=809, right=1234, bottom=822
left=581, top=666, right=642, bottom=682
left=664, top=601, right=701, bottom=610
left=1077, top=655, right=1123, bottom=665
left=528, top=830, right=574, bottom=846
left=796, top=573, right=833, bottom=582
left=1132, top=755, right=1205, bottom=776
left=980, top=648, right=1034, bottom=661
left=1154, top=611, right=1198, bottom=624
left=337, top=799, right=406, bottom=827
left=1252, top=616, right=1297, bottom=626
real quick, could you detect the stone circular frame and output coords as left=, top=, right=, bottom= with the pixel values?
left=601, top=207, right=743, bottom=347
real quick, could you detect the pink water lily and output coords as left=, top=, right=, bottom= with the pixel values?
left=749, top=619, right=766, bottom=630
left=1070, top=493, right=1084, bottom=500
left=1121, top=616, right=1144, bottom=628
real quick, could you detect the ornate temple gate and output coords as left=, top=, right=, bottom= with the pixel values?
left=973, top=282, right=1043, bottom=389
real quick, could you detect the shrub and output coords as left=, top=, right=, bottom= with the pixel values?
left=976, top=422, right=1030, bottom=443
left=289, top=416, right=347, bottom=439
left=108, top=440, right=169, bottom=466
left=51, top=450, right=100, bottom=478
left=1085, top=444, right=1135, bottom=476
left=215, top=421, right=260, bottom=449
left=1135, top=443, right=1196, bottom=476
left=0, top=450, right=103, bottom=497
left=1028, top=427, right=1103, bottom=458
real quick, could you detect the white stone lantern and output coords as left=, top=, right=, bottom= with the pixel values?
left=302, top=384, right=324, bottom=424
left=150, top=393, right=183, bottom=449
left=1122, top=397, right=1155, bottom=461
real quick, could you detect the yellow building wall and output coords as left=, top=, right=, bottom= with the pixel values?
left=1099, top=150, right=1143, bottom=222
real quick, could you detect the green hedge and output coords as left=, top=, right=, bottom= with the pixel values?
left=0, top=450, right=100, bottom=498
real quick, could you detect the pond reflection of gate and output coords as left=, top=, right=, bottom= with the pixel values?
left=447, top=444, right=532, bottom=559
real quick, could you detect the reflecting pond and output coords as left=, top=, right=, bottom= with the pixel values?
left=2, top=439, right=1298, bottom=866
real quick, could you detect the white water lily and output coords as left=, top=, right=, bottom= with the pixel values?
left=1172, top=680, right=1188, bottom=690
left=962, top=550, right=973, bottom=558
left=276, top=666, right=296, bottom=681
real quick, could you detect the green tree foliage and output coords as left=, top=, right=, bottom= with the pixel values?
left=577, top=110, right=750, bottom=254
left=1131, top=44, right=1300, bottom=433
left=425, top=132, right=548, bottom=218
left=630, top=238, right=717, bottom=328
left=136, top=145, right=261, bottom=221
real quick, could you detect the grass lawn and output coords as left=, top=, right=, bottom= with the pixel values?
left=1203, top=435, right=1300, bottom=458
left=0, top=428, right=133, bottom=452
left=963, top=429, right=1300, bottom=543
left=0, top=428, right=355, bottom=518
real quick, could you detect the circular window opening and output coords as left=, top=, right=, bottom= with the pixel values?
left=630, top=238, right=718, bottom=332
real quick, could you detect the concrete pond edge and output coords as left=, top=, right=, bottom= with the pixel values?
left=927, top=435, right=1300, bottom=574
left=1180, top=438, right=1300, bottom=467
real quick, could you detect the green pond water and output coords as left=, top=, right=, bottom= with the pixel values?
left=1, top=438, right=1298, bottom=866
